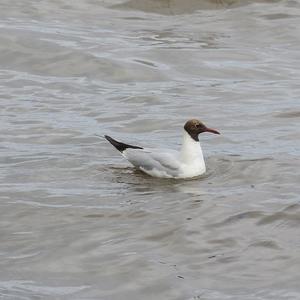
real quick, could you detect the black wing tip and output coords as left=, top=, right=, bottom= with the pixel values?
left=105, top=135, right=143, bottom=152
left=104, top=135, right=114, bottom=143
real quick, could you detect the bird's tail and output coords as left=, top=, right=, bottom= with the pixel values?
left=104, top=135, right=143, bottom=153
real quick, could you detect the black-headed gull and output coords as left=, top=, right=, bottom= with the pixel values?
left=105, top=119, right=220, bottom=179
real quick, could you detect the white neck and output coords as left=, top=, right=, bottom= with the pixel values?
left=180, top=130, right=205, bottom=166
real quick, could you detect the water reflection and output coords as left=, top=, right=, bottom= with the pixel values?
left=113, top=0, right=236, bottom=14
left=112, top=0, right=280, bottom=14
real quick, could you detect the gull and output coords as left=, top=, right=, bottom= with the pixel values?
left=105, top=119, right=220, bottom=179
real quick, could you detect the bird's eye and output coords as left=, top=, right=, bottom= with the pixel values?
left=196, top=124, right=200, bottom=128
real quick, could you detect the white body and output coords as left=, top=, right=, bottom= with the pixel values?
left=122, top=131, right=206, bottom=179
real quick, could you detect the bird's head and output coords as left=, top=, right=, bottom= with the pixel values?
left=184, top=119, right=220, bottom=141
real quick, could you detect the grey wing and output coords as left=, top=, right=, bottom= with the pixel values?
left=123, top=148, right=181, bottom=175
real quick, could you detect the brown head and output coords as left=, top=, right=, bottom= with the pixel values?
left=184, top=119, right=220, bottom=141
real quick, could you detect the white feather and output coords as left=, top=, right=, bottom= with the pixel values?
left=122, top=131, right=206, bottom=179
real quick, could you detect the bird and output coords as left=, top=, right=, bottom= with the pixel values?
left=105, top=119, right=220, bottom=179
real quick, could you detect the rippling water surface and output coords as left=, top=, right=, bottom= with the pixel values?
left=0, top=0, right=300, bottom=299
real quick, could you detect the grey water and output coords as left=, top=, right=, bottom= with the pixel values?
left=0, top=0, right=300, bottom=299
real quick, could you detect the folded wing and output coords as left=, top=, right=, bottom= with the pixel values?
left=123, top=148, right=181, bottom=178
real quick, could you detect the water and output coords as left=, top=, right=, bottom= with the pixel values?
left=0, top=0, right=300, bottom=299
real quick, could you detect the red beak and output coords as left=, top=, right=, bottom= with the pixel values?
left=205, top=127, right=220, bottom=135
